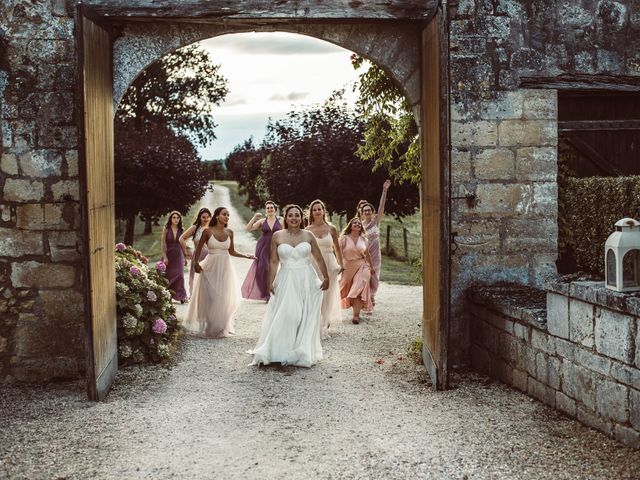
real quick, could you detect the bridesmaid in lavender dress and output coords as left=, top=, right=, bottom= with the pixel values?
left=179, top=207, right=212, bottom=297
left=241, top=200, right=283, bottom=301
left=161, top=211, right=188, bottom=303
left=358, top=179, right=391, bottom=310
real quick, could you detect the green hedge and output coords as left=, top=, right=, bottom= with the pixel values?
left=559, top=175, right=640, bottom=277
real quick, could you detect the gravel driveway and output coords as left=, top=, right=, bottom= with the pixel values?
left=1, top=185, right=639, bottom=479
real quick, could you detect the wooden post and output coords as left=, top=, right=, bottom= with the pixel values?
left=386, top=224, right=391, bottom=255
left=403, top=227, right=409, bottom=259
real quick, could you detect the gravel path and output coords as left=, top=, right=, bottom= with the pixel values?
left=1, top=185, right=639, bottom=479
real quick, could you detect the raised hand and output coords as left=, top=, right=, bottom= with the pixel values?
left=254, top=212, right=263, bottom=219
left=383, top=179, right=391, bottom=190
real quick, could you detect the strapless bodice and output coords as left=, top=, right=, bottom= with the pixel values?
left=314, top=235, right=334, bottom=253
left=207, top=235, right=230, bottom=255
left=278, top=242, right=312, bottom=267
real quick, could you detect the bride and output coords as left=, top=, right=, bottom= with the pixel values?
left=250, top=204, right=329, bottom=367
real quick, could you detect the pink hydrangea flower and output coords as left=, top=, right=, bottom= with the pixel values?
left=140, top=255, right=149, bottom=265
left=115, top=243, right=126, bottom=251
left=155, top=261, right=166, bottom=273
left=168, top=314, right=177, bottom=322
left=130, top=266, right=141, bottom=276
left=152, top=318, right=167, bottom=334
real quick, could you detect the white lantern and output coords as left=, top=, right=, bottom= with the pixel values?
left=605, top=218, right=640, bottom=292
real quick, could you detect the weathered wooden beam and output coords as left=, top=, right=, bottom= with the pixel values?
left=80, top=0, right=437, bottom=21
left=521, top=74, right=640, bottom=92
left=559, top=120, right=640, bottom=131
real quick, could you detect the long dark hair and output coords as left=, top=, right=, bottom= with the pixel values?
left=283, top=204, right=304, bottom=229
left=211, top=206, right=228, bottom=227
left=164, top=211, right=183, bottom=230
left=192, top=207, right=212, bottom=227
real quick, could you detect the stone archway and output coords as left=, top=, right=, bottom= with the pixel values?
left=112, top=23, right=423, bottom=120
left=76, top=1, right=449, bottom=399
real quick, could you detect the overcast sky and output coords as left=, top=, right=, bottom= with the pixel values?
left=197, top=32, right=361, bottom=160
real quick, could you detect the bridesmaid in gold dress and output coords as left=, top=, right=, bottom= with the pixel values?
left=338, top=217, right=373, bottom=324
left=305, top=199, right=344, bottom=339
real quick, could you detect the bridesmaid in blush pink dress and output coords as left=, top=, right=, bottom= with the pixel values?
left=338, top=217, right=373, bottom=324
left=183, top=207, right=256, bottom=338
left=306, top=199, right=344, bottom=339
left=241, top=200, right=283, bottom=301
left=358, top=179, right=391, bottom=310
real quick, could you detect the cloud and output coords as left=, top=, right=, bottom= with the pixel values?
left=269, top=91, right=309, bottom=102
left=201, top=32, right=346, bottom=56
left=221, top=94, right=247, bottom=107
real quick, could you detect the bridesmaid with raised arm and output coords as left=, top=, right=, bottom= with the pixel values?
left=241, top=200, right=283, bottom=301
left=339, top=217, right=373, bottom=324
left=306, top=199, right=344, bottom=339
left=179, top=207, right=212, bottom=297
left=184, top=207, right=256, bottom=338
left=161, top=211, right=188, bottom=303
left=358, top=179, right=391, bottom=309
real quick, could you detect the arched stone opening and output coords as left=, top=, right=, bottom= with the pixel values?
left=113, top=23, right=423, bottom=122
left=76, top=3, right=449, bottom=399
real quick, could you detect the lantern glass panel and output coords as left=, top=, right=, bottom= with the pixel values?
left=622, top=249, right=640, bottom=287
left=606, top=249, right=617, bottom=287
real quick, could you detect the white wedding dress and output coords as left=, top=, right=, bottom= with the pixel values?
left=250, top=242, right=323, bottom=367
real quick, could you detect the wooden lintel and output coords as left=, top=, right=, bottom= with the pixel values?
left=520, top=74, right=640, bottom=92
left=559, top=120, right=640, bottom=131
left=79, top=0, right=437, bottom=21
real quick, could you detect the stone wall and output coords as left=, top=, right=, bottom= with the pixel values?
left=469, top=283, right=640, bottom=449
left=449, top=0, right=640, bottom=364
left=0, top=1, right=85, bottom=382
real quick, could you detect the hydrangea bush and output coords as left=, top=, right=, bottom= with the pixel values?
left=115, top=243, right=181, bottom=365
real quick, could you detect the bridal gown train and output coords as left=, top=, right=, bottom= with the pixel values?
left=250, top=242, right=323, bottom=367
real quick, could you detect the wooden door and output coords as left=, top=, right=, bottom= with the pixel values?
left=421, top=10, right=450, bottom=390
left=77, top=6, right=118, bottom=401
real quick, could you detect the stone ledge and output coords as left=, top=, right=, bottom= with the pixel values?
left=468, top=284, right=547, bottom=329
left=545, top=278, right=640, bottom=317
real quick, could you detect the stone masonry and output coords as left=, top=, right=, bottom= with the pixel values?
left=449, top=0, right=640, bottom=364
left=469, top=282, right=640, bottom=449
left=0, top=1, right=85, bottom=382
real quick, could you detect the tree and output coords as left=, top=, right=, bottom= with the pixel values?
left=115, top=44, right=228, bottom=243
left=226, top=92, right=419, bottom=218
left=352, top=55, right=420, bottom=185
left=115, top=122, right=208, bottom=245
left=117, top=44, right=229, bottom=147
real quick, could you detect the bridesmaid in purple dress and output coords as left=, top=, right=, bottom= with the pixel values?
left=161, top=211, right=188, bottom=302
left=241, top=200, right=283, bottom=301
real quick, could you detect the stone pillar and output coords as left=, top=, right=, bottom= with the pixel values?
left=0, top=2, right=85, bottom=382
